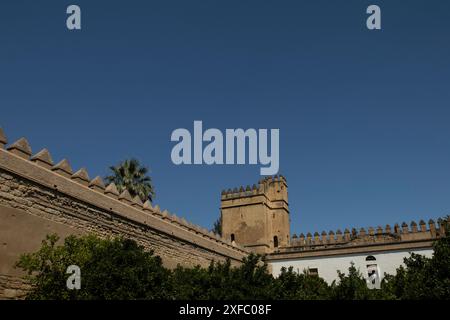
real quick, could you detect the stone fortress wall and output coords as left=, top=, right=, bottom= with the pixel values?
left=221, top=175, right=447, bottom=256
left=0, top=127, right=248, bottom=299
left=221, top=176, right=290, bottom=254
left=221, top=176, right=448, bottom=283
left=1, top=125, right=448, bottom=298
left=266, top=217, right=446, bottom=283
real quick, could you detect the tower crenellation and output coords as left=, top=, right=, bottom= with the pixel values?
left=286, top=218, right=448, bottom=251
left=221, top=175, right=290, bottom=253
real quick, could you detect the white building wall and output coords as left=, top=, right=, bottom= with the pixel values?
left=269, top=248, right=433, bottom=284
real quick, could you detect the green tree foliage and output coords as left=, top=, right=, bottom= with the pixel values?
left=171, top=255, right=273, bottom=299
left=211, top=216, right=222, bottom=236
left=16, top=218, right=450, bottom=300
left=381, top=218, right=450, bottom=299
left=17, top=235, right=306, bottom=300
left=271, top=267, right=330, bottom=300
left=16, top=234, right=170, bottom=299
left=329, top=263, right=377, bottom=300
left=105, top=158, right=155, bottom=202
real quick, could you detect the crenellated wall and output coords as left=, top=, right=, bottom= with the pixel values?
left=0, top=127, right=248, bottom=299
left=221, top=176, right=290, bottom=253
left=266, top=216, right=447, bottom=285
left=266, top=218, right=447, bottom=274
left=286, top=219, right=447, bottom=252
left=218, top=173, right=448, bottom=284
left=1, top=125, right=448, bottom=298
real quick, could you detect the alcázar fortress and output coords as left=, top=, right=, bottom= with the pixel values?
left=0, top=127, right=447, bottom=299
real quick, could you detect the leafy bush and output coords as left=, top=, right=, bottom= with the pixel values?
left=381, top=219, right=450, bottom=299
left=16, top=218, right=450, bottom=300
left=271, top=266, right=330, bottom=300
left=16, top=234, right=171, bottom=299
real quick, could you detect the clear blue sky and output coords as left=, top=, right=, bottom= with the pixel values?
left=1, top=1, right=449, bottom=235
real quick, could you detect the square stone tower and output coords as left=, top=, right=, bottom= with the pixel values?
left=221, top=175, right=290, bottom=254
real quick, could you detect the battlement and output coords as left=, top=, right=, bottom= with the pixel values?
left=284, top=218, right=448, bottom=253
left=221, top=175, right=290, bottom=253
left=0, top=127, right=249, bottom=266
left=221, top=175, right=288, bottom=203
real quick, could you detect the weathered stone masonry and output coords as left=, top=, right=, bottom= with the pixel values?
left=0, top=128, right=248, bottom=299
left=221, top=177, right=448, bottom=285
left=1, top=125, right=448, bottom=299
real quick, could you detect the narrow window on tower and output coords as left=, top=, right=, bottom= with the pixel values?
left=273, top=236, right=279, bottom=248
left=231, top=234, right=235, bottom=242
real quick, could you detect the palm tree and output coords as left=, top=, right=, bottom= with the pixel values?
left=211, top=216, right=222, bottom=236
left=105, top=159, right=155, bottom=203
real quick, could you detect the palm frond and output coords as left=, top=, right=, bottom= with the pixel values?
left=104, top=158, right=155, bottom=202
